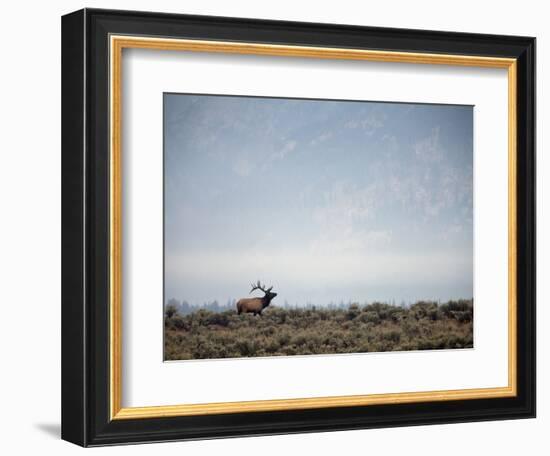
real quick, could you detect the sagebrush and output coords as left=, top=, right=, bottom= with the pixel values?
left=164, top=300, right=473, bottom=360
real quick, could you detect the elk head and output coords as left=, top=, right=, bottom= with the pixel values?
left=250, top=280, right=277, bottom=303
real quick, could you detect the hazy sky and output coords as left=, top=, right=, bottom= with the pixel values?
left=164, top=93, right=473, bottom=306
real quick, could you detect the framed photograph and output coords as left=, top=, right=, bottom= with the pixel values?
left=61, top=8, right=535, bottom=447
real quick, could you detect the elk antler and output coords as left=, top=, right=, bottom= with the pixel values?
left=250, top=280, right=271, bottom=294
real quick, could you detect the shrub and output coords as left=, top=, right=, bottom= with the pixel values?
left=346, top=304, right=361, bottom=320
left=165, top=305, right=178, bottom=319
left=381, top=329, right=402, bottom=343
left=235, top=339, right=257, bottom=357
left=360, top=311, right=380, bottom=324
left=206, top=312, right=230, bottom=327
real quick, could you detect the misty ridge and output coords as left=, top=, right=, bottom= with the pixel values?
left=165, top=296, right=473, bottom=315
left=166, top=298, right=399, bottom=316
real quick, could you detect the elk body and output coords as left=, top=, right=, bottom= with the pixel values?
left=236, top=281, right=277, bottom=316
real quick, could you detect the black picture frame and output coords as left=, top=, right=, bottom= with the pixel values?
left=62, top=8, right=535, bottom=447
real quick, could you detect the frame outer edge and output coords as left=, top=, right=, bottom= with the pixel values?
left=61, top=9, right=88, bottom=447
left=521, top=38, right=536, bottom=417
left=530, top=38, right=536, bottom=418
left=67, top=8, right=536, bottom=445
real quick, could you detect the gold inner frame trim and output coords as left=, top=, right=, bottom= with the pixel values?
left=109, top=35, right=518, bottom=421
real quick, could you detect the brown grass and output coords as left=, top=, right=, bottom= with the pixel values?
left=164, top=300, right=473, bottom=360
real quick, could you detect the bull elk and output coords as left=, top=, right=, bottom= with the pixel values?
left=236, top=281, right=277, bottom=316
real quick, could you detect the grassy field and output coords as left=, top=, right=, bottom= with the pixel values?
left=164, top=300, right=473, bottom=360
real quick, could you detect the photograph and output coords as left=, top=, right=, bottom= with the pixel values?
left=163, top=93, right=474, bottom=361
